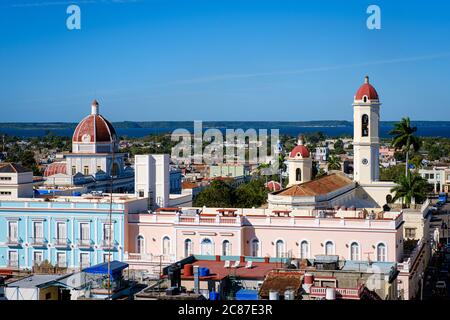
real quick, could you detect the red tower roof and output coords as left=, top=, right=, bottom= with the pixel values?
left=289, top=145, right=310, bottom=158
left=355, top=75, right=379, bottom=101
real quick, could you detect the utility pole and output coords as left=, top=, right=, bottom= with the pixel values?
left=107, top=148, right=115, bottom=300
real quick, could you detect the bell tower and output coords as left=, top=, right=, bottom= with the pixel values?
left=287, top=136, right=312, bottom=187
left=353, top=76, right=381, bottom=184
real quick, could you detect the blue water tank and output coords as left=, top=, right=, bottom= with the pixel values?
left=198, top=267, right=210, bottom=277
left=209, top=291, right=219, bottom=300
left=72, top=192, right=82, bottom=196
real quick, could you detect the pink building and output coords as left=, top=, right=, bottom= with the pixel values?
left=124, top=208, right=404, bottom=269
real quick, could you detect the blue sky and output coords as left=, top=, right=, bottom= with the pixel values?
left=1, top=0, right=450, bottom=122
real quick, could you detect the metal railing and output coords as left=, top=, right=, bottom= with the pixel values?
left=100, top=239, right=117, bottom=249
left=77, top=239, right=93, bottom=248
left=7, top=260, right=19, bottom=268
left=53, top=238, right=69, bottom=247
left=30, top=237, right=47, bottom=246
left=5, top=237, right=21, bottom=245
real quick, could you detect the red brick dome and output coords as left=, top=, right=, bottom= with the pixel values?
left=72, top=100, right=117, bottom=144
left=355, top=75, right=379, bottom=101
left=44, top=162, right=67, bottom=177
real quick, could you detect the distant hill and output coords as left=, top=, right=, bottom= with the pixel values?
left=1, top=120, right=449, bottom=130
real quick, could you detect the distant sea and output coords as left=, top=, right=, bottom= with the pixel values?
left=0, top=121, right=449, bottom=138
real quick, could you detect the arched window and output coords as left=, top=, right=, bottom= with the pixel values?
left=201, top=238, right=214, bottom=256
left=162, top=236, right=171, bottom=255
left=350, top=242, right=360, bottom=261
left=300, top=241, right=309, bottom=259
left=251, top=239, right=260, bottom=257
left=296, top=168, right=302, bottom=181
left=137, top=235, right=145, bottom=254
left=377, top=243, right=386, bottom=262
left=325, top=241, right=334, bottom=255
left=222, top=240, right=231, bottom=256
left=276, top=240, right=285, bottom=258
left=184, top=239, right=193, bottom=257
left=362, top=114, right=369, bottom=137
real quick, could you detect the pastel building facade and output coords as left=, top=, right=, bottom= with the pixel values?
left=125, top=208, right=404, bottom=268
left=0, top=196, right=146, bottom=271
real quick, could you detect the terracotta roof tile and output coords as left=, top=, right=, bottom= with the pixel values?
left=275, top=173, right=353, bottom=197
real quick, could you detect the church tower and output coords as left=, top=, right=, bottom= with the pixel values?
left=353, top=76, right=381, bottom=184
left=287, top=136, right=312, bottom=186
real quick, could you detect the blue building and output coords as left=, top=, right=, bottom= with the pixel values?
left=0, top=196, right=146, bottom=271
left=169, top=168, right=182, bottom=194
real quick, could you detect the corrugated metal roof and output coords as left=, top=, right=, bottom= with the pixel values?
left=6, top=274, right=63, bottom=288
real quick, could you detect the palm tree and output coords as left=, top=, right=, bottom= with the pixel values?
left=327, top=155, right=342, bottom=171
left=389, top=117, right=421, bottom=177
left=390, top=173, right=430, bottom=207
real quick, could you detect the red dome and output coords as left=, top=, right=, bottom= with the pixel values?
left=290, top=145, right=310, bottom=158
left=266, top=180, right=282, bottom=192
left=73, top=101, right=117, bottom=143
left=355, top=76, right=379, bottom=101
left=44, top=162, right=67, bottom=177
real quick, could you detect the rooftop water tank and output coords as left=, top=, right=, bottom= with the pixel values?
left=183, top=264, right=193, bottom=277
left=325, top=287, right=336, bottom=300
left=198, top=267, right=210, bottom=277
left=284, top=289, right=295, bottom=300
left=269, top=290, right=279, bottom=300
left=304, top=273, right=314, bottom=285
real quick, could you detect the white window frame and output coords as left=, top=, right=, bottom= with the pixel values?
left=7, top=220, right=18, bottom=241
left=56, top=251, right=67, bottom=267
left=56, top=221, right=67, bottom=242
left=79, top=222, right=90, bottom=241
left=33, top=251, right=44, bottom=265
left=184, top=238, right=193, bottom=257
left=222, top=240, right=231, bottom=256
left=200, top=237, right=214, bottom=256
left=349, top=241, right=360, bottom=261
left=79, top=252, right=90, bottom=268
left=250, top=238, right=260, bottom=257
left=300, top=240, right=310, bottom=259
left=376, top=242, right=387, bottom=262
left=162, top=236, right=171, bottom=255
left=32, top=221, right=44, bottom=242
left=136, top=235, right=145, bottom=255
left=8, top=250, right=19, bottom=266
left=324, top=240, right=335, bottom=255
left=275, top=238, right=285, bottom=258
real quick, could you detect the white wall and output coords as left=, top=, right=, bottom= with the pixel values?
left=135, top=154, right=170, bottom=209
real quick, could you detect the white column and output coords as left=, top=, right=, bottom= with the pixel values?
left=71, top=218, right=75, bottom=268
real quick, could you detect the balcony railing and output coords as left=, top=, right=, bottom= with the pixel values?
left=55, top=262, right=68, bottom=268
left=7, top=260, right=19, bottom=268
left=309, top=286, right=362, bottom=300
left=124, top=253, right=176, bottom=264
left=5, top=237, right=22, bottom=246
left=77, top=239, right=93, bottom=248
left=30, top=237, right=47, bottom=246
left=53, top=238, right=70, bottom=247
left=100, top=239, right=118, bottom=250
